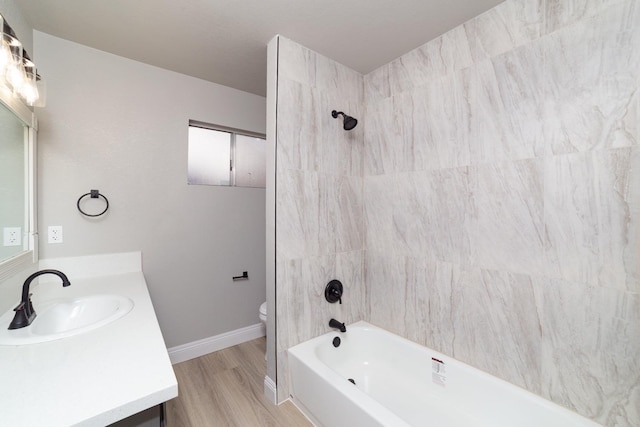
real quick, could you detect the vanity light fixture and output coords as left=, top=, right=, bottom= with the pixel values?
left=0, top=14, right=44, bottom=107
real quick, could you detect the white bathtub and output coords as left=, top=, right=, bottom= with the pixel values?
left=288, top=321, right=601, bottom=427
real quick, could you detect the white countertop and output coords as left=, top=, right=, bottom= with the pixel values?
left=0, top=252, right=178, bottom=426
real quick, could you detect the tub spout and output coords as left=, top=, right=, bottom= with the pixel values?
left=329, top=318, right=346, bottom=333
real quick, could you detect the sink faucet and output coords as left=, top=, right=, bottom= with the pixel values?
left=329, top=318, right=346, bottom=333
left=8, top=269, right=71, bottom=330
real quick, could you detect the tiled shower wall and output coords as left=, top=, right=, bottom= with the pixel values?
left=274, top=36, right=365, bottom=401
left=364, top=0, right=639, bottom=425
left=274, top=0, right=639, bottom=424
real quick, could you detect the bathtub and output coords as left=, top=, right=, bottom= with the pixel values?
left=288, top=321, right=601, bottom=427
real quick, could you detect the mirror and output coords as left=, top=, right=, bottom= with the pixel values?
left=0, top=88, right=37, bottom=281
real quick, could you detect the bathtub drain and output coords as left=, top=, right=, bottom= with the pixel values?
left=348, top=378, right=356, bottom=385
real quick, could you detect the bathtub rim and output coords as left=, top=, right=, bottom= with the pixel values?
left=287, top=320, right=602, bottom=427
left=288, top=322, right=410, bottom=426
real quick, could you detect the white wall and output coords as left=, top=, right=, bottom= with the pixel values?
left=33, top=32, right=267, bottom=348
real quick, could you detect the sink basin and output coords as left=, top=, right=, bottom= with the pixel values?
left=0, top=294, right=134, bottom=345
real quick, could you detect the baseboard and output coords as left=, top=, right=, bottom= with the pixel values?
left=168, top=323, right=266, bottom=365
left=289, top=396, right=320, bottom=427
left=263, top=375, right=277, bottom=405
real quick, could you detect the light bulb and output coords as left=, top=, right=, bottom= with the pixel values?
left=6, top=36, right=24, bottom=91
left=21, top=80, right=38, bottom=105
left=6, top=61, right=24, bottom=89
left=0, top=41, right=9, bottom=73
left=20, top=67, right=39, bottom=105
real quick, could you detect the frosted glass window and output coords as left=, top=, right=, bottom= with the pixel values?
left=187, top=121, right=265, bottom=188
left=235, top=134, right=266, bottom=188
left=187, top=127, right=231, bottom=185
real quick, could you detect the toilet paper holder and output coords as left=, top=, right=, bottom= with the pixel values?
left=233, top=271, right=249, bottom=281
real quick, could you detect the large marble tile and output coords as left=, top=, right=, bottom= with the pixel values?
left=365, top=252, right=409, bottom=337
left=406, top=25, right=474, bottom=89
left=538, top=277, right=640, bottom=425
left=317, top=92, right=363, bottom=177
left=315, top=52, right=363, bottom=105
left=543, top=1, right=640, bottom=154
left=470, top=0, right=544, bottom=62
left=452, top=268, right=543, bottom=393
left=544, top=0, right=629, bottom=35
left=473, top=158, right=546, bottom=275
left=335, top=250, right=366, bottom=322
left=544, top=148, right=639, bottom=291
left=316, top=174, right=363, bottom=254
left=276, top=349, right=290, bottom=402
left=278, top=36, right=316, bottom=86
left=363, top=95, right=406, bottom=175
left=276, top=257, right=294, bottom=402
left=277, top=82, right=363, bottom=178
left=364, top=65, right=391, bottom=102
left=276, top=170, right=322, bottom=259
left=276, top=260, right=292, bottom=353
left=279, top=256, right=326, bottom=346
left=334, top=176, right=364, bottom=253
left=379, top=25, right=473, bottom=97
left=366, top=254, right=459, bottom=356
left=380, top=91, right=417, bottom=173
left=276, top=77, right=320, bottom=172
left=279, top=34, right=361, bottom=87
left=276, top=171, right=364, bottom=259
left=405, top=257, right=457, bottom=356
left=363, top=174, right=396, bottom=253
left=410, top=68, right=473, bottom=171
left=470, top=42, right=546, bottom=164
left=280, top=251, right=365, bottom=346
left=392, top=168, right=475, bottom=263
left=364, top=21, right=474, bottom=102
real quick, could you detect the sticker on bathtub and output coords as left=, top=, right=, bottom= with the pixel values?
left=432, top=357, right=446, bottom=387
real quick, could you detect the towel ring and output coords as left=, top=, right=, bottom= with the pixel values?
left=77, top=190, right=109, bottom=217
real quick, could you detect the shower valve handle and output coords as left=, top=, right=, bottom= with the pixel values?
left=331, top=289, right=342, bottom=304
left=325, top=280, right=343, bottom=304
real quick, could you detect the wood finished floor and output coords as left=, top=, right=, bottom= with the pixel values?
left=166, top=337, right=312, bottom=427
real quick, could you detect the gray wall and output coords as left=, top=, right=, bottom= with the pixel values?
left=274, top=0, right=639, bottom=424
left=33, top=32, right=267, bottom=348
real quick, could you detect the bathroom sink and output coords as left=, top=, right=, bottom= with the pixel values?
left=0, top=294, right=134, bottom=345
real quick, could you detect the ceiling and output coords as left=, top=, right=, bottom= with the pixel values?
left=15, top=0, right=504, bottom=97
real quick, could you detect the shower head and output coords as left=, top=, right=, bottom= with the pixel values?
left=331, top=110, right=358, bottom=131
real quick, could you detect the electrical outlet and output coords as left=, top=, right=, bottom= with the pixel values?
left=48, top=226, right=63, bottom=244
left=3, top=227, right=21, bottom=246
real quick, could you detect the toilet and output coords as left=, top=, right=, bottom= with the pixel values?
left=259, top=301, right=267, bottom=329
